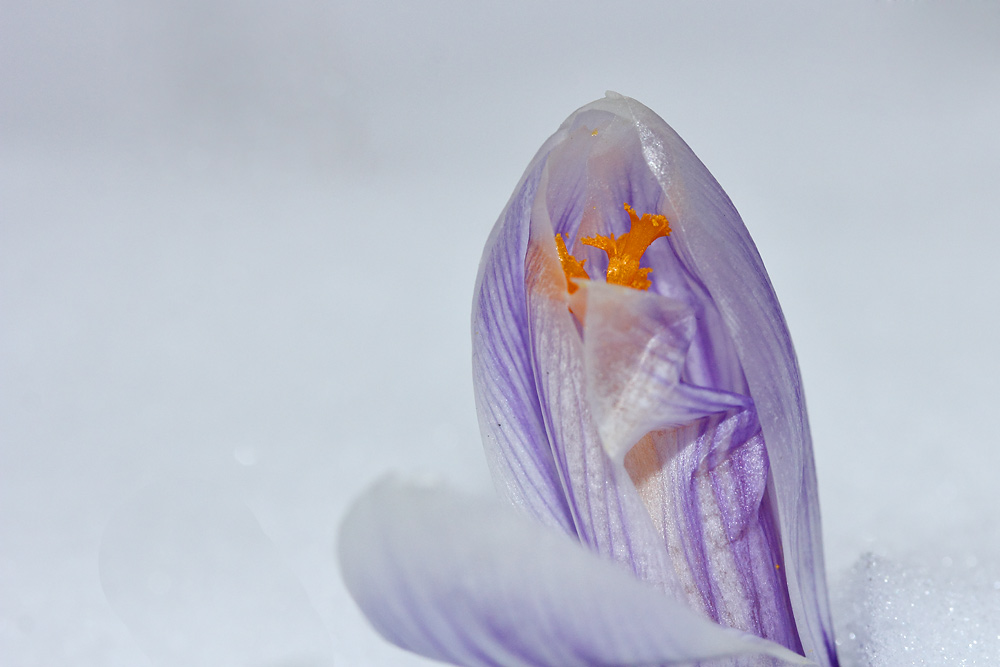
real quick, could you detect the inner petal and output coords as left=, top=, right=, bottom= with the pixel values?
left=577, top=280, right=748, bottom=462
left=623, top=410, right=801, bottom=655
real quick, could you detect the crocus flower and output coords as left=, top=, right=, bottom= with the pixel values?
left=340, top=93, right=839, bottom=667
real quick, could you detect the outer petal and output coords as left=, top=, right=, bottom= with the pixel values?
left=472, top=151, right=576, bottom=535
left=338, top=477, right=812, bottom=667
left=591, top=93, right=838, bottom=666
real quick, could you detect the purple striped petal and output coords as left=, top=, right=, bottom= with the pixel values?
left=472, top=157, right=576, bottom=535
left=605, top=94, right=839, bottom=664
left=339, top=478, right=812, bottom=667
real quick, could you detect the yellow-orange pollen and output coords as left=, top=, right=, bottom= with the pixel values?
left=555, top=203, right=671, bottom=293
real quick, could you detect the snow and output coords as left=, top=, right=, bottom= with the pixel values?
left=835, top=553, right=1000, bottom=666
left=2, top=2, right=999, bottom=665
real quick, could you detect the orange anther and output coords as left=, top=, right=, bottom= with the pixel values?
left=555, top=233, right=589, bottom=294
left=555, top=203, right=671, bottom=293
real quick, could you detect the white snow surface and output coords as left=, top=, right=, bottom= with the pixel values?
left=2, top=2, right=999, bottom=666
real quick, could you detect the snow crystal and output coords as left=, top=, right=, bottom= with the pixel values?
left=834, top=552, right=1000, bottom=666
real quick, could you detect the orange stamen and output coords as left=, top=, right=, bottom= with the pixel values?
left=555, top=233, right=589, bottom=294
left=555, top=203, right=671, bottom=293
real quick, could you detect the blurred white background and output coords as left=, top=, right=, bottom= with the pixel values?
left=2, top=1, right=999, bottom=665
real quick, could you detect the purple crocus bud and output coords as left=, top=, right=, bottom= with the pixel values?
left=340, top=93, right=839, bottom=667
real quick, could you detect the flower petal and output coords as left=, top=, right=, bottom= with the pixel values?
left=565, top=274, right=801, bottom=650
left=576, top=279, right=750, bottom=462
left=591, top=92, right=838, bottom=665
left=338, top=477, right=812, bottom=667
left=472, top=157, right=576, bottom=534
left=623, top=408, right=802, bottom=654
